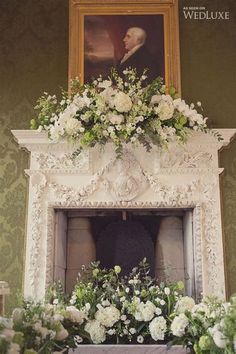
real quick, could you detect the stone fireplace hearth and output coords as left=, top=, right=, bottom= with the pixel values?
left=54, top=208, right=192, bottom=295
left=12, top=129, right=236, bottom=301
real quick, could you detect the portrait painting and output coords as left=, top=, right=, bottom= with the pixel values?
left=69, top=0, right=181, bottom=91
left=84, top=15, right=165, bottom=84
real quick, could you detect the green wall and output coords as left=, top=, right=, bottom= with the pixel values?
left=0, top=0, right=235, bottom=312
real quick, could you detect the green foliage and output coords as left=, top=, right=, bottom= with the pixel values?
left=30, top=68, right=212, bottom=157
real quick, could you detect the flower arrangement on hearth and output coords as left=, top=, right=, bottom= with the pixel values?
left=30, top=69, right=213, bottom=156
left=0, top=259, right=236, bottom=353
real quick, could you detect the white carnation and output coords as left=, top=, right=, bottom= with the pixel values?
left=113, top=92, right=132, bottom=113
left=171, top=314, right=189, bottom=337
left=85, top=320, right=106, bottom=344
left=149, top=316, right=167, bottom=341
left=175, top=296, right=195, bottom=314
left=95, top=305, right=120, bottom=327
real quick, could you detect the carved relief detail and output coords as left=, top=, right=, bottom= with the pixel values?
left=160, top=146, right=214, bottom=169
left=103, top=150, right=148, bottom=201
left=28, top=173, right=47, bottom=298
left=34, top=151, right=90, bottom=172
left=22, top=144, right=226, bottom=299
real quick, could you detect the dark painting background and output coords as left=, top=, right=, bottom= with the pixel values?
left=84, top=15, right=165, bottom=81
left=0, top=0, right=235, bottom=312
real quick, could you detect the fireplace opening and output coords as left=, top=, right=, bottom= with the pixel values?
left=53, top=209, right=195, bottom=297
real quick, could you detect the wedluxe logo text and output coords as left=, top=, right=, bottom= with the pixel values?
left=183, top=6, right=230, bottom=20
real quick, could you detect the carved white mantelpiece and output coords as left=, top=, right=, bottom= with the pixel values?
left=12, top=129, right=236, bottom=301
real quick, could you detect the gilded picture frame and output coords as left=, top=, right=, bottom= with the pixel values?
left=69, top=0, right=181, bottom=92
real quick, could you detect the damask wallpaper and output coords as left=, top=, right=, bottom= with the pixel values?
left=0, top=0, right=235, bottom=313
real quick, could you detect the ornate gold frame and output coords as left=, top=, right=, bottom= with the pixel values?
left=69, top=0, right=181, bottom=92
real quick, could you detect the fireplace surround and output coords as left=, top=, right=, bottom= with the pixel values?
left=12, top=129, right=236, bottom=301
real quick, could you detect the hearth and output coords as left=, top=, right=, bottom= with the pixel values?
left=54, top=208, right=194, bottom=295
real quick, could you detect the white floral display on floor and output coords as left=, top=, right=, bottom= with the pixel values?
left=0, top=259, right=235, bottom=353
left=30, top=69, right=217, bottom=156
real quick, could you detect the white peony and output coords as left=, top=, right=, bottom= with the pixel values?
left=175, top=296, right=195, bottom=314
left=65, top=306, right=87, bottom=324
left=113, top=92, right=132, bottom=112
left=149, top=316, right=167, bottom=341
left=171, top=314, right=189, bottom=337
left=155, top=98, right=174, bottom=120
left=95, top=305, right=120, bottom=327
left=85, top=320, right=106, bottom=344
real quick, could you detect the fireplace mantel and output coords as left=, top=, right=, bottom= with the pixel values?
left=12, top=129, right=236, bottom=301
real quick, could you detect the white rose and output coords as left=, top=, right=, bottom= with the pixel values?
left=85, top=320, right=106, bottom=344
left=149, top=316, right=167, bottom=341
left=113, top=92, right=132, bottom=113
left=155, top=99, right=174, bottom=120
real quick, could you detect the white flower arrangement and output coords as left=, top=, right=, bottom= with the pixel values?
left=30, top=69, right=212, bottom=156
left=0, top=262, right=235, bottom=353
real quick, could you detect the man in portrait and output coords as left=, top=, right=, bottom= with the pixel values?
left=116, top=26, right=162, bottom=83
left=84, top=16, right=165, bottom=84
